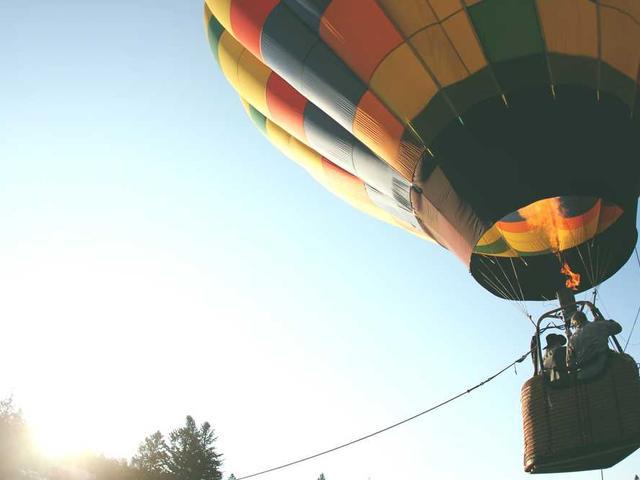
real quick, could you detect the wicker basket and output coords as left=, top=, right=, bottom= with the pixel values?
left=521, top=352, right=640, bottom=473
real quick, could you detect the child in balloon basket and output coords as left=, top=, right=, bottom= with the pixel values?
left=543, top=333, right=568, bottom=383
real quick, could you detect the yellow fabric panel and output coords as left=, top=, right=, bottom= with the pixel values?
left=429, top=0, right=462, bottom=20
left=411, top=25, right=469, bottom=86
left=601, top=0, right=640, bottom=24
left=217, top=31, right=245, bottom=87
left=498, top=213, right=600, bottom=254
left=260, top=116, right=426, bottom=237
left=442, top=11, right=487, bottom=74
left=219, top=32, right=271, bottom=118
left=475, top=224, right=503, bottom=246
left=264, top=120, right=326, bottom=182
left=236, top=50, right=271, bottom=116
left=536, top=0, right=597, bottom=58
left=240, top=98, right=251, bottom=115
left=204, top=3, right=212, bottom=28
left=376, top=0, right=437, bottom=37
left=369, top=43, right=438, bottom=121
left=600, top=5, right=640, bottom=81
left=205, top=0, right=233, bottom=34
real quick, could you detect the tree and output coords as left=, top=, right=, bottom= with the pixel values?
left=0, top=397, right=35, bottom=478
left=318, top=474, right=326, bottom=480
left=227, top=475, right=237, bottom=480
left=132, top=431, right=171, bottom=479
left=166, top=416, right=223, bottom=480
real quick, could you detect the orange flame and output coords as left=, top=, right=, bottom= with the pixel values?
left=560, top=261, right=581, bottom=290
left=518, top=197, right=565, bottom=252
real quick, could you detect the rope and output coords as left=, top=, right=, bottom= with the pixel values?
left=235, top=350, right=532, bottom=480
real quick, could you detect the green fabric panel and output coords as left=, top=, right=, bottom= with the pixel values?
left=516, top=248, right=554, bottom=257
left=467, top=0, right=544, bottom=62
left=473, top=237, right=509, bottom=255
left=207, top=15, right=225, bottom=64
left=247, top=104, right=268, bottom=134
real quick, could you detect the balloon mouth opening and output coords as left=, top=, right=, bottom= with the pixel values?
left=473, top=196, right=624, bottom=259
left=469, top=196, right=635, bottom=301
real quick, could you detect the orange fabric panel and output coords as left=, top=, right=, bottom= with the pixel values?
left=536, top=0, right=597, bottom=58
left=319, top=0, right=404, bottom=81
left=600, top=6, right=640, bottom=81
left=369, top=43, right=439, bottom=121
left=601, top=0, right=640, bottom=24
left=354, top=91, right=406, bottom=177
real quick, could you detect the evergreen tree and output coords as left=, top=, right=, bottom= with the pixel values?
left=167, top=416, right=223, bottom=480
left=228, top=475, right=237, bottom=480
left=318, top=474, right=326, bottom=480
left=0, top=397, right=35, bottom=478
left=132, top=431, right=171, bottom=479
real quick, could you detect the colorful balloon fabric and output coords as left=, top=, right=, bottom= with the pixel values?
left=205, top=0, right=640, bottom=300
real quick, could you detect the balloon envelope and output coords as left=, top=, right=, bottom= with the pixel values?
left=204, top=0, right=640, bottom=300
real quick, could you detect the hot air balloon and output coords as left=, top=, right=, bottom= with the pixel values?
left=203, top=0, right=640, bottom=473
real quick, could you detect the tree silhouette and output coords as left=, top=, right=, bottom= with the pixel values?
left=132, top=431, right=171, bottom=479
left=166, top=415, right=223, bottom=480
left=0, top=397, right=35, bottom=478
left=318, top=474, right=326, bottom=480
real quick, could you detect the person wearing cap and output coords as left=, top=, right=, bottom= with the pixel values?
left=543, top=333, right=568, bottom=383
left=566, top=310, right=622, bottom=380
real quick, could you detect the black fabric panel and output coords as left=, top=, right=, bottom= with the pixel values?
left=410, top=93, right=458, bottom=146
left=423, top=82, right=640, bottom=300
left=303, top=102, right=355, bottom=173
left=445, top=67, right=499, bottom=115
left=493, top=53, right=550, bottom=93
left=601, top=63, right=636, bottom=112
left=261, top=3, right=318, bottom=89
left=301, top=42, right=367, bottom=129
left=429, top=85, right=640, bottom=223
left=282, top=0, right=331, bottom=33
left=548, top=53, right=597, bottom=90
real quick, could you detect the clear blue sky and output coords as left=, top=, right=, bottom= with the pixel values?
left=1, top=2, right=638, bottom=479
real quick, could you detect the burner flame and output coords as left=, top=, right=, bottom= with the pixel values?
left=560, top=261, right=581, bottom=290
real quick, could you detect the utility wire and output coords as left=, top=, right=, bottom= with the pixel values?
left=236, top=350, right=532, bottom=480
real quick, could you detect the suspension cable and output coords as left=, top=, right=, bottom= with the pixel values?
left=623, top=305, right=639, bottom=352
left=623, top=247, right=640, bottom=352
left=235, top=350, right=532, bottom=480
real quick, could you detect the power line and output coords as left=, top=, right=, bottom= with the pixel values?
left=236, top=350, right=532, bottom=480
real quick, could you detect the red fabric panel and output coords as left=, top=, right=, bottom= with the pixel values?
left=266, top=73, right=308, bottom=140
left=230, top=0, right=280, bottom=59
left=320, top=0, right=403, bottom=81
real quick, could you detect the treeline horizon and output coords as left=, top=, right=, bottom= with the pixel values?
left=0, top=397, right=327, bottom=480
